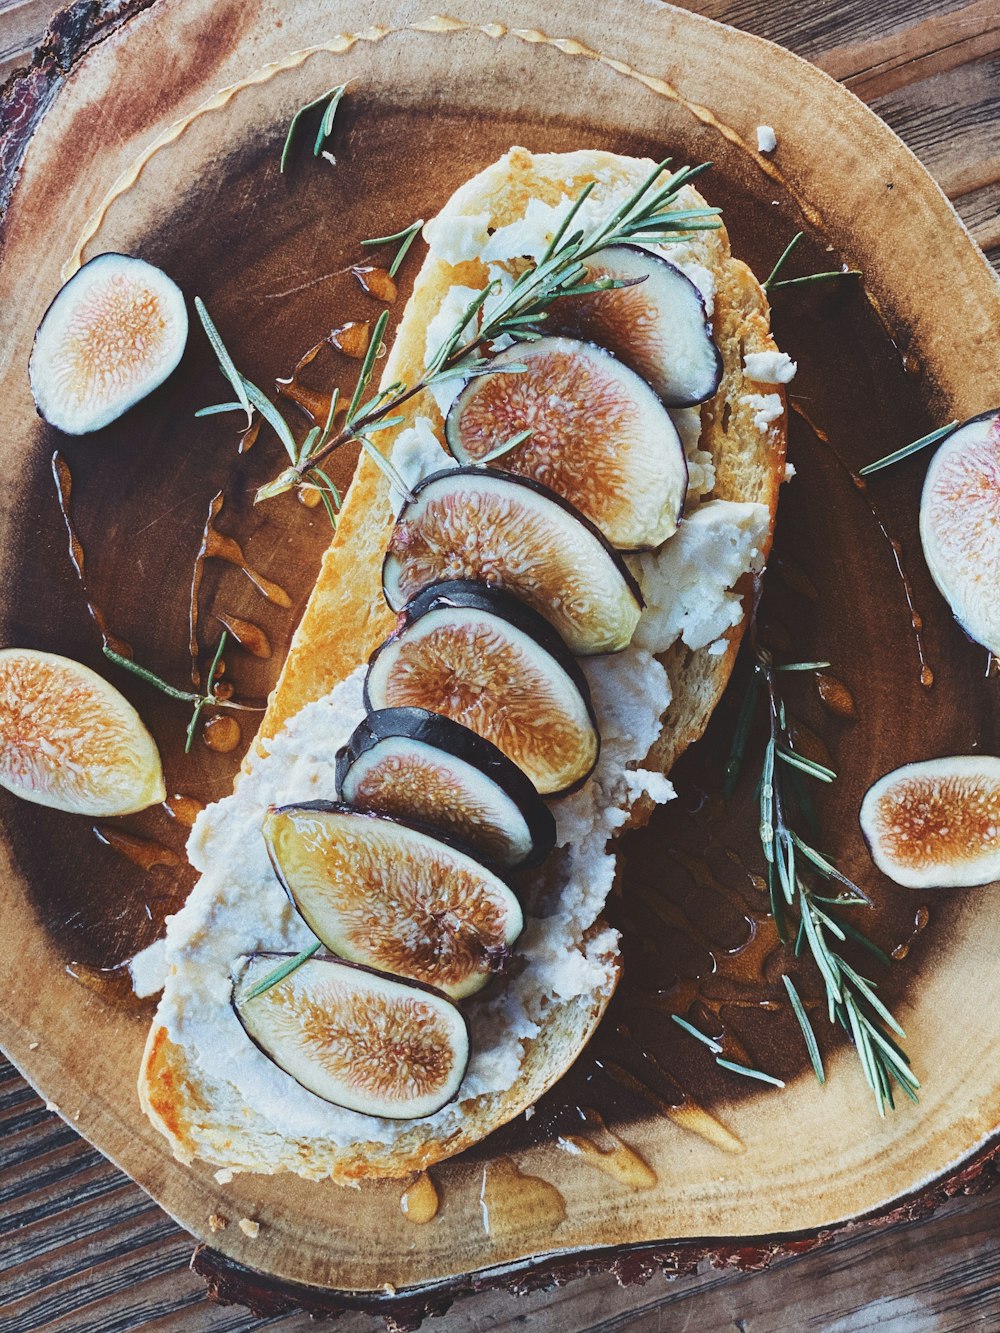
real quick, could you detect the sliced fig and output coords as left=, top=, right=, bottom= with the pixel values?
left=336, top=707, right=555, bottom=868
left=233, top=954, right=469, bottom=1120
left=365, top=581, right=599, bottom=796
left=545, top=243, right=722, bottom=407
left=859, top=756, right=1000, bottom=889
left=445, top=336, right=687, bottom=549
left=263, top=802, right=523, bottom=1000
left=29, top=254, right=188, bottom=435
left=0, top=648, right=165, bottom=815
left=383, top=468, right=642, bottom=655
left=919, top=408, right=1000, bottom=655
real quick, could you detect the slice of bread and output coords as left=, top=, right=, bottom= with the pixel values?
left=139, top=148, right=787, bottom=1182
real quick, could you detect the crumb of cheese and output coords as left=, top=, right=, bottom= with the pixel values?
left=238, top=1217, right=260, bottom=1239
left=208, top=1213, right=228, bottom=1233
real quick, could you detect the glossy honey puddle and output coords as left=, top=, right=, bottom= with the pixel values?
left=3, top=89, right=990, bottom=1195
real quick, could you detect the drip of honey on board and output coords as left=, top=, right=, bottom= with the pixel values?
left=163, top=794, right=206, bottom=827
left=215, top=613, right=272, bottom=659
left=202, top=714, right=241, bottom=753
left=479, top=1158, right=566, bottom=1239
left=189, top=491, right=290, bottom=686
left=51, top=452, right=132, bottom=657
left=93, top=825, right=184, bottom=872
left=790, top=402, right=934, bottom=688
left=352, top=265, right=398, bottom=303
left=400, top=1171, right=439, bottom=1223
left=555, top=1107, right=657, bottom=1190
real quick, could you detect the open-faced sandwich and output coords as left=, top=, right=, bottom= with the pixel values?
left=134, top=147, right=789, bottom=1182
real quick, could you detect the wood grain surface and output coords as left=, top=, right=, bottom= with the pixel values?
left=1, top=0, right=998, bottom=1328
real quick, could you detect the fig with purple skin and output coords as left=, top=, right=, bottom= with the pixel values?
left=919, top=407, right=1000, bottom=656
left=383, top=468, right=643, bottom=655
left=365, top=580, right=599, bottom=797
left=446, top=336, right=688, bottom=549
left=263, top=802, right=524, bottom=1000
left=545, top=243, right=723, bottom=407
left=337, top=707, right=556, bottom=868
left=29, top=253, right=188, bottom=434
left=233, top=954, right=469, bottom=1119
left=859, top=755, right=1000, bottom=889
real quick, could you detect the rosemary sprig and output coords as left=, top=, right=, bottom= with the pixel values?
left=858, top=420, right=959, bottom=477
left=102, top=639, right=261, bottom=754
left=670, top=1014, right=785, bottom=1088
left=280, top=84, right=347, bottom=172
left=244, top=942, right=322, bottom=1000
left=731, top=639, right=918, bottom=1115
left=762, top=230, right=862, bottom=292
left=254, top=158, right=722, bottom=503
left=361, top=218, right=425, bottom=278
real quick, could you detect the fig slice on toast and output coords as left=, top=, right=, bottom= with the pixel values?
left=336, top=706, right=556, bottom=868
left=445, top=336, right=687, bottom=549
left=263, top=802, right=523, bottom=1000
left=383, top=468, right=643, bottom=654
left=29, top=253, right=188, bottom=434
left=233, top=954, right=469, bottom=1120
left=919, top=407, right=1000, bottom=655
left=365, top=580, right=599, bottom=797
left=545, top=243, right=722, bottom=407
left=859, top=755, right=1000, bottom=889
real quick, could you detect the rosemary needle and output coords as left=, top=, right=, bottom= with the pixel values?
left=244, top=943, right=322, bottom=1000
left=858, top=420, right=959, bottom=476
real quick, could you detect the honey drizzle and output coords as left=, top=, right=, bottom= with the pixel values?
left=163, top=794, right=206, bottom=826
left=479, top=1158, right=566, bottom=1238
left=400, top=1171, right=439, bottom=1223
left=790, top=402, right=933, bottom=688
left=51, top=452, right=132, bottom=657
left=63, top=16, right=828, bottom=283
left=215, top=613, right=272, bottom=659
left=93, top=825, right=184, bottom=871
left=556, top=1108, right=657, bottom=1189
left=189, top=491, right=291, bottom=685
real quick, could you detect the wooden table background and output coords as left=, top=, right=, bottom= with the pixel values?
left=2, top=0, right=998, bottom=1328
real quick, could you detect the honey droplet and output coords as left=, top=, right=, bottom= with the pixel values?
left=203, top=714, right=242, bottom=753
left=920, top=664, right=935, bottom=688
left=479, top=1158, right=566, bottom=1239
left=352, top=264, right=398, bottom=304
left=891, top=941, right=910, bottom=961
left=277, top=377, right=335, bottom=425
left=557, top=1108, right=657, bottom=1190
left=216, top=613, right=272, bottom=659
left=212, top=679, right=235, bottom=700
left=400, top=1171, right=439, bottom=1223
left=93, top=826, right=184, bottom=871
left=164, top=794, right=205, bottom=827
left=298, top=485, right=323, bottom=508
left=815, top=672, right=857, bottom=718
left=328, top=320, right=371, bottom=358
left=915, top=905, right=930, bottom=931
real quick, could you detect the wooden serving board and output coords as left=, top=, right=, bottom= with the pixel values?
left=0, top=0, right=998, bottom=1313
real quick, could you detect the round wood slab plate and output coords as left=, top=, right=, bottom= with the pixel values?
left=0, top=0, right=998, bottom=1316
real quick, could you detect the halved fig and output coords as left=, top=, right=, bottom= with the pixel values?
left=29, top=254, right=188, bottom=435
left=383, top=468, right=643, bottom=654
left=263, top=802, right=523, bottom=1000
left=233, top=954, right=469, bottom=1120
left=545, top=243, right=722, bottom=407
left=365, top=581, right=599, bottom=796
left=919, top=408, right=1000, bottom=655
left=859, top=756, right=1000, bottom=889
left=445, top=337, right=687, bottom=549
left=0, top=648, right=165, bottom=815
left=336, top=707, right=555, bottom=868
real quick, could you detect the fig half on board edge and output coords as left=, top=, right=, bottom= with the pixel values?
left=859, top=755, right=1000, bottom=889
left=445, top=335, right=688, bottom=550
left=919, top=407, right=1000, bottom=656
left=0, top=647, right=165, bottom=815
left=365, top=580, right=600, bottom=797
left=29, top=253, right=189, bottom=435
left=336, top=706, right=556, bottom=868
left=545, top=242, right=723, bottom=408
left=382, top=467, right=643, bottom=655
left=263, top=802, right=524, bottom=1000
left=233, top=953, right=469, bottom=1120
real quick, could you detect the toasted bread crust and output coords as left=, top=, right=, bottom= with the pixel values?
left=139, top=148, right=786, bottom=1182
